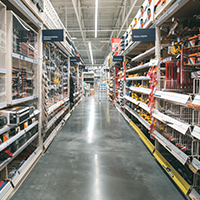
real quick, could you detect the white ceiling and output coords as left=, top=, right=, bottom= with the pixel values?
left=50, top=0, right=143, bottom=66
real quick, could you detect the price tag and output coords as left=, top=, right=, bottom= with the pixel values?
left=149, top=58, right=159, bottom=66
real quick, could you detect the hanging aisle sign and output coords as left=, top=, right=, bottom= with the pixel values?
left=42, top=29, right=64, bottom=42
left=70, top=57, right=81, bottom=63
left=79, top=65, right=85, bottom=69
left=132, top=28, right=155, bottom=42
left=113, top=56, right=124, bottom=62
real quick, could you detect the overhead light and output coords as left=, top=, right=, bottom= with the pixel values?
left=95, top=0, right=98, bottom=38
left=71, top=37, right=77, bottom=40
left=88, top=42, right=94, bottom=65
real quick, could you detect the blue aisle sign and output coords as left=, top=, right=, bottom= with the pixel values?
left=79, top=65, right=85, bottom=69
left=42, top=29, right=64, bottom=42
left=113, top=56, right=124, bottom=62
left=104, top=69, right=109, bottom=72
left=83, top=69, right=89, bottom=72
left=70, top=57, right=81, bottom=63
left=132, top=28, right=155, bottom=42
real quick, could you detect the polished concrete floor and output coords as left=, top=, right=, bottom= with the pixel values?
left=12, top=95, right=184, bottom=200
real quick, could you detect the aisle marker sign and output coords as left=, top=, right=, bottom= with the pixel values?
left=70, top=57, right=81, bottom=63
left=113, top=56, right=124, bottom=62
left=79, top=65, right=85, bottom=69
left=132, top=28, right=155, bottom=42
left=42, top=29, right=64, bottom=42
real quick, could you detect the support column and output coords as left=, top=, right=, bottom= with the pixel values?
left=77, top=64, right=79, bottom=92
left=38, top=28, right=43, bottom=150
left=123, top=56, right=126, bottom=98
left=68, top=56, right=70, bottom=98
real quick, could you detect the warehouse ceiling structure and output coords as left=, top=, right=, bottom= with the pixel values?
left=50, top=0, right=143, bottom=66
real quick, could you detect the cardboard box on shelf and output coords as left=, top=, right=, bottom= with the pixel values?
left=90, top=89, right=95, bottom=95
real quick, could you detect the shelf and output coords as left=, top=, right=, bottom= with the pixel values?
left=126, top=87, right=191, bottom=105
left=153, top=109, right=191, bottom=135
left=12, top=147, right=42, bottom=186
left=127, top=86, right=151, bottom=95
left=44, top=120, right=63, bottom=150
left=154, top=91, right=190, bottom=105
left=63, top=113, right=71, bottom=122
left=64, top=97, right=69, bottom=102
left=11, top=95, right=39, bottom=105
left=0, top=102, right=6, bottom=109
left=115, top=104, right=130, bottom=123
left=191, top=158, right=200, bottom=172
left=191, top=126, right=200, bottom=140
left=131, top=47, right=155, bottom=63
left=0, top=126, right=10, bottom=136
left=124, top=95, right=140, bottom=105
left=73, top=91, right=79, bottom=97
left=0, top=132, right=39, bottom=172
left=125, top=95, right=150, bottom=112
left=0, top=121, right=38, bottom=152
left=12, top=53, right=38, bottom=65
left=0, top=182, right=12, bottom=200
left=126, top=76, right=150, bottom=81
left=47, top=108, right=67, bottom=132
left=185, top=63, right=200, bottom=66
left=153, top=130, right=189, bottom=165
left=126, top=62, right=150, bottom=73
left=117, top=71, right=122, bottom=75
left=192, top=95, right=200, bottom=107
left=0, top=69, right=6, bottom=74
left=123, top=41, right=140, bottom=56
left=64, top=87, right=68, bottom=90
left=124, top=105, right=150, bottom=130
left=48, top=100, right=66, bottom=115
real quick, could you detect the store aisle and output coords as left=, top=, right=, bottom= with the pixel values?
left=12, top=96, right=184, bottom=200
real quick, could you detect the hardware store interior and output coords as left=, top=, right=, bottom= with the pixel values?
left=0, top=0, right=200, bottom=199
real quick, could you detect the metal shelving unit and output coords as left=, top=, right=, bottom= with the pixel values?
left=105, top=0, right=200, bottom=198
left=0, top=0, right=79, bottom=199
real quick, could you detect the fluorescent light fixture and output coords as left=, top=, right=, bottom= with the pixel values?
left=88, top=42, right=94, bottom=65
left=95, top=0, right=98, bottom=38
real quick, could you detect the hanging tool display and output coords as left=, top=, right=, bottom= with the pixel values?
left=154, top=0, right=166, bottom=13
left=167, top=20, right=179, bottom=37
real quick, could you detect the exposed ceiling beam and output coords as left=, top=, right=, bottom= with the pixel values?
left=109, top=0, right=127, bottom=40
left=74, top=37, right=110, bottom=41
left=117, top=0, right=138, bottom=38
left=71, top=0, right=90, bottom=61
left=55, top=6, right=131, bottom=9
left=68, top=29, right=127, bottom=32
